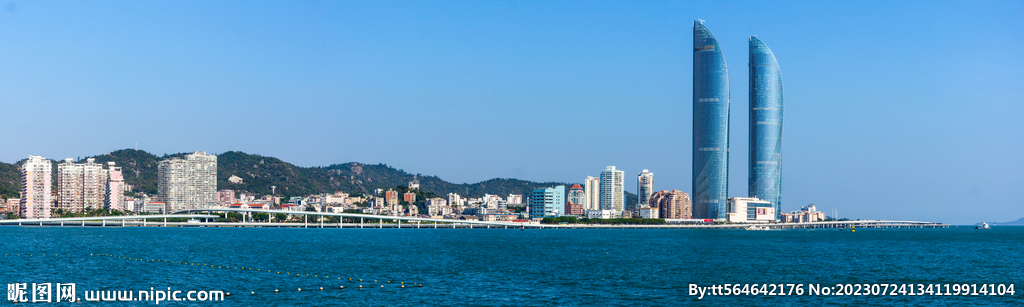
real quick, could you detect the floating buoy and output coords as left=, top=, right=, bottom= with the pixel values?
left=297, top=288, right=302, bottom=291
left=225, top=293, right=231, bottom=296
left=401, top=285, right=405, bottom=288
left=387, top=281, right=391, bottom=283
left=381, top=285, right=384, bottom=288
left=339, top=286, right=345, bottom=289
left=418, top=284, right=423, bottom=287
left=274, top=289, right=279, bottom=293
left=358, top=285, right=363, bottom=289
left=250, top=292, right=254, bottom=295
left=319, top=287, right=323, bottom=291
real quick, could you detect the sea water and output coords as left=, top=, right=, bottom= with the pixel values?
left=1, top=226, right=1020, bottom=306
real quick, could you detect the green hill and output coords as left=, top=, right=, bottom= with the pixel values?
left=1, top=149, right=636, bottom=205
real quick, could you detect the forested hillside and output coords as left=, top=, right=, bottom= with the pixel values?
left=1, top=149, right=636, bottom=204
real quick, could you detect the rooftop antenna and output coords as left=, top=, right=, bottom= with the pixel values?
left=135, top=142, right=137, bottom=150
left=698, top=19, right=705, bottom=24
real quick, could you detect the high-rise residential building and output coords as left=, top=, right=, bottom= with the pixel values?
left=20, top=155, right=52, bottom=219
left=600, top=166, right=624, bottom=214
left=507, top=194, right=523, bottom=205
left=385, top=190, right=399, bottom=206
left=157, top=151, right=217, bottom=212
left=692, top=20, right=731, bottom=220
left=403, top=191, right=416, bottom=203
left=57, top=158, right=108, bottom=212
left=528, top=185, right=565, bottom=219
left=637, top=169, right=654, bottom=209
left=584, top=176, right=600, bottom=211
left=650, top=190, right=692, bottom=219
left=567, top=184, right=585, bottom=207
left=106, top=162, right=125, bottom=211
left=57, top=159, right=83, bottom=212
left=749, top=36, right=784, bottom=220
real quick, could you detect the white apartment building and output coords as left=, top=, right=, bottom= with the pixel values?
left=158, top=151, right=217, bottom=213
left=425, top=197, right=447, bottom=216
left=600, top=166, right=624, bottom=213
left=637, top=169, right=654, bottom=209
left=447, top=193, right=463, bottom=207
left=506, top=194, right=523, bottom=205
left=584, top=176, right=600, bottom=211
left=585, top=209, right=617, bottom=219
left=20, top=155, right=52, bottom=219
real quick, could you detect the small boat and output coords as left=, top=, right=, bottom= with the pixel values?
left=975, top=222, right=990, bottom=229
left=746, top=225, right=770, bottom=231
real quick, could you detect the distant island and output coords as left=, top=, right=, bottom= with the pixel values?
left=986, top=218, right=1024, bottom=226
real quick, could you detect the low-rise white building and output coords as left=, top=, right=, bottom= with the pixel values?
left=638, top=207, right=659, bottom=219
left=727, top=197, right=775, bottom=223
left=585, top=209, right=618, bottom=219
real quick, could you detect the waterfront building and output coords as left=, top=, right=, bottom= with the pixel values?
left=726, top=197, right=775, bottom=223
left=638, top=207, right=659, bottom=219
left=157, top=151, right=217, bottom=213
left=56, top=159, right=82, bottom=212
left=20, top=156, right=52, bottom=219
left=692, top=20, right=731, bottom=220
left=507, top=194, right=523, bottom=205
left=567, top=184, right=585, bottom=208
left=217, top=190, right=236, bottom=206
left=57, top=158, right=108, bottom=212
left=528, top=185, right=565, bottom=219
left=106, top=162, right=125, bottom=211
left=585, top=209, right=616, bottom=219
left=385, top=190, right=399, bottom=206
left=749, top=35, right=784, bottom=220
left=600, top=166, right=624, bottom=214
left=584, top=176, right=600, bottom=211
left=650, top=190, right=692, bottom=219
left=637, top=169, right=654, bottom=209
left=781, top=205, right=825, bottom=223
left=143, top=201, right=165, bottom=213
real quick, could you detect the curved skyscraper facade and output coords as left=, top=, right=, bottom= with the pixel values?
left=692, top=21, right=730, bottom=219
left=748, top=36, right=783, bottom=219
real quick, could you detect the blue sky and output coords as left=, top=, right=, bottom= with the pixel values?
left=1, top=1, right=1021, bottom=224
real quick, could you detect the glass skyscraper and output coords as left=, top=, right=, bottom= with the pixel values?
left=748, top=36, right=783, bottom=219
left=692, top=21, right=730, bottom=219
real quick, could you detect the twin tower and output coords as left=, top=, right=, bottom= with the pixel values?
left=692, top=21, right=783, bottom=220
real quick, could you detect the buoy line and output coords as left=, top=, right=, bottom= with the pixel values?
left=16, top=253, right=428, bottom=293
